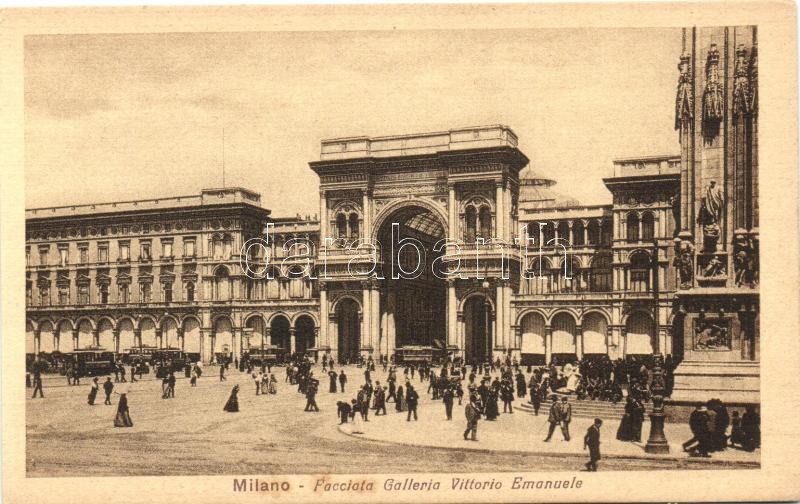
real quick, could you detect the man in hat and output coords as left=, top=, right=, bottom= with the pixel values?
left=543, top=397, right=562, bottom=442
left=583, top=418, right=603, bottom=471
left=558, top=396, right=573, bottom=441
left=463, top=395, right=480, bottom=441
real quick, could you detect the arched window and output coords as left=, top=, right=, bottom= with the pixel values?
left=542, top=222, right=555, bottom=245
left=601, top=219, right=613, bottom=246
left=626, top=213, right=640, bottom=243
left=558, top=221, right=570, bottom=245
left=629, top=251, right=651, bottom=292
left=214, top=267, right=230, bottom=301
left=526, top=222, right=539, bottom=244
left=587, top=220, right=600, bottom=245
left=348, top=213, right=360, bottom=240
left=572, top=221, right=585, bottom=246
left=641, top=212, right=655, bottom=241
left=478, top=207, right=492, bottom=240
left=336, top=213, right=347, bottom=239
left=523, top=258, right=551, bottom=295
left=589, top=254, right=612, bottom=292
left=464, top=206, right=477, bottom=243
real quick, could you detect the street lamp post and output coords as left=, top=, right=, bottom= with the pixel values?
left=646, top=238, right=669, bottom=453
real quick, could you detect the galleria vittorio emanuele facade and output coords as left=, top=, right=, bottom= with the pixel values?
left=25, top=26, right=759, bottom=403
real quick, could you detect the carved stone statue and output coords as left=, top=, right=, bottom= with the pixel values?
left=699, top=180, right=724, bottom=250
left=734, top=234, right=759, bottom=288
left=701, top=255, right=726, bottom=278
left=673, top=240, right=694, bottom=289
left=675, top=51, right=694, bottom=130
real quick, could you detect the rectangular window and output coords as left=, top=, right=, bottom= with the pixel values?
left=77, top=285, right=89, bottom=305
left=58, top=245, right=69, bottom=267
left=119, top=284, right=130, bottom=304
left=79, top=245, right=89, bottom=264
left=26, top=247, right=30, bottom=266
left=26, top=282, right=32, bottom=305
left=184, top=238, right=196, bottom=258
left=119, top=241, right=130, bottom=261
left=141, top=283, right=151, bottom=303
left=140, top=241, right=151, bottom=261
left=163, top=283, right=173, bottom=303
left=58, top=287, right=69, bottom=305
left=40, top=286, right=50, bottom=306
left=162, top=240, right=173, bottom=258
left=39, top=246, right=49, bottom=266
left=99, top=285, right=109, bottom=304
left=98, top=243, right=109, bottom=263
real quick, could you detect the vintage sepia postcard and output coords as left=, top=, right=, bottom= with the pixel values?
left=1, top=2, right=799, bottom=503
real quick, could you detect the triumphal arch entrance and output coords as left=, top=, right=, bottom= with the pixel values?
left=310, top=125, right=529, bottom=364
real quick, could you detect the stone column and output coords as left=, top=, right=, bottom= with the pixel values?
left=545, top=325, right=553, bottom=364
left=319, top=282, right=328, bottom=348
left=329, top=313, right=338, bottom=362
left=362, top=285, right=371, bottom=355
left=133, top=329, right=142, bottom=349
left=176, top=328, right=184, bottom=351
left=503, top=281, right=512, bottom=352
left=113, top=329, right=121, bottom=354
left=265, top=327, right=272, bottom=346
left=387, top=289, right=396, bottom=360
left=155, top=329, right=163, bottom=349
left=495, top=285, right=504, bottom=352
left=92, top=329, right=100, bottom=347
left=583, top=224, right=589, bottom=245
left=457, top=311, right=464, bottom=357
left=448, top=185, right=457, bottom=241
left=447, top=279, right=458, bottom=347
left=576, top=325, right=583, bottom=360
left=314, top=327, right=320, bottom=349
left=320, top=191, right=328, bottom=248
left=495, top=182, right=505, bottom=241
left=289, top=327, right=296, bottom=354
left=362, top=191, right=371, bottom=243
left=370, top=281, right=380, bottom=356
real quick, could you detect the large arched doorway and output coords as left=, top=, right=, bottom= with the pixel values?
left=464, top=296, right=492, bottom=365
left=626, top=312, right=655, bottom=355
left=551, top=312, right=577, bottom=365
left=117, top=319, right=135, bottom=352
left=270, top=315, right=291, bottom=354
left=140, top=318, right=157, bottom=348
left=161, top=318, right=178, bottom=349
left=582, top=313, right=608, bottom=356
left=98, top=319, right=115, bottom=352
left=182, top=318, right=201, bottom=361
left=295, top=315, right=315, bottom=355
left=336, top=298, right=360, bottom=364
left=213, top=317, right=233, bottom=363
left=77, top=319, right=93, bottom=349
left=245, top=315, right=266, bottom=350
left=39, top=321, right=55, bottom=354
left=520, top=312, right=546, bottom=365
left=375, top=204, right=447, bottom=360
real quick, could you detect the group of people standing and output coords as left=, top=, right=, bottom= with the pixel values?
left=683, top=399, right=760, bottom=456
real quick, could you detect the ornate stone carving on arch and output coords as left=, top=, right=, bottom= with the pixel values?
left=369, top=196, right=448, bottom=244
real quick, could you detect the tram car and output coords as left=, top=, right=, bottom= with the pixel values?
left=121, top=345, right=157, bottom=374
left=66, top=347, right=117, bottom=377
left=247, top=346, right=282, bottom=366
left=394, top=345, right=434, bottom=365
left=152, top=348, right=192, bottom=378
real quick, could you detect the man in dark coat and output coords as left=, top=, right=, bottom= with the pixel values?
left=463, top=395, right=480, bottom=441
left=741, top=405, right=760, bottom=452
left=32, top=369, right=44, bottom=399
left=543, top=397, right=562, bottom=442
left=339, top=370, right=347, bottom=393
left=406, top=385, right=419, bottom=421
left=374, top=386, right=387, bottom=415
left=387, top=375, right=397, bottom=403
left=583, top=418, right=603, bottom=471
left=336, top=400, right=351, bottom=424
left=103, top=377, right=114, bottom=405
left=558, top=396, right=573, bottom=441
left=530, top=381, right=541, bottom=416
left=683, top=404, right=711, bottom=456
left=304, top=379, right=319, bottom=412
left=442, top=386, right=454, bottom=420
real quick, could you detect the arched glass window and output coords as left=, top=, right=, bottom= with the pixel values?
left=348, top=213, right=360, bottom=240
left=336, top=214, right=347, bottom=239
left=542, top=222, right=555, bottom=245
left=464, top=206, right=477, bottom=243
left=641, top=212, right=655, bottom=241
left=626, top=213, right=640, bottom=243
left=478, top=207, right=492, bottom=240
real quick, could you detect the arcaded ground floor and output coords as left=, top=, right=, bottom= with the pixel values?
left=26, top=364, right=758, bottom=477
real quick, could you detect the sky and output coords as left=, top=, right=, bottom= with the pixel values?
left=25, top=28, right=682, bottom=217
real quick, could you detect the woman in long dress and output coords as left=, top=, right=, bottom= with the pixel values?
left=114, top=388, right=133, bottom=427
left=268, top=374, right=277, bottom=394
left=616, top=396, right=635, bottom=441
left=395, top=385, right=405, bottom=412
left=224, top=385, right=240, bottom=412
left=87, top=377, right=99, bottom=405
